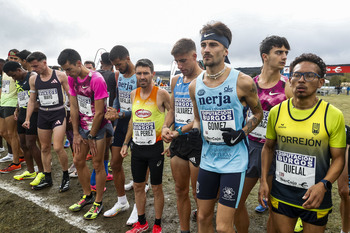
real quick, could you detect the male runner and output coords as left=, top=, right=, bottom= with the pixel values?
left=2, top=61, right=44, bottom=183
left=0, top=49, right=25, bottom=173
left=121, top=58, right=171, bottom=233
left=188, top=21, right=263, bottom=233
left=58, top=48, right=112, bottom=220
left=84, top=61, right=96, bottom=71
left=234, top=35, right=292, bottom=233
left=17, top=49, right=32, bottom=71
left=259, top=53, right=346, bottom=233
left=23, top=51, right=70, bottom=192
left=162, top=38, right=203, bottom=233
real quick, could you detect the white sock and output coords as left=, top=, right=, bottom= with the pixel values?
left=118, top=195, right=127, bottom=204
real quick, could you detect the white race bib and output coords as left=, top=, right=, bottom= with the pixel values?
left=248, top=109, right=269, bottom=139
left=175, top=98, right=194, bottom=124
left=18, top=91, right=30, bottom=108
left=201, top=109, right=235, bottom=143
left=2, top=80, right=10, bottom=94
left=275, top=150, right=316, bottom=189
left=77, top=94, right=93, bottom=116
left=38, top=88, right=59, bottom=106
left=119, top=90, right=132, bottom=111
left=133, top=122, right=156, bottom=145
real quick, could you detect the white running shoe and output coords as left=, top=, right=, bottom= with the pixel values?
left=0, top=147, right=5, bottom=153
left=124, top=180, right=134, bottom=191
left=0, top=153, right=13, bottom=163
left=145, top=183, right=150, bottom=193
left=103, top=201, right=130, bottom=217
left=126, top=204, right=138, bottom=226
left=68, top=163, right=76, bottom=174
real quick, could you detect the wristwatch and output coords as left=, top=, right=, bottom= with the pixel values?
left=118, top=112, right=124, bottom=119
left=87, top=134, right=96, bottom=140
left=176, top=126, right=183, bottom=135
left=320, top=179, right=332, bottom=191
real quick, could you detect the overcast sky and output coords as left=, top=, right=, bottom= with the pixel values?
left=1, top=0, right=349, bottom=71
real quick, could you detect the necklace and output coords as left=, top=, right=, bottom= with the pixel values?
left=206, top=66, right=227, bottom=80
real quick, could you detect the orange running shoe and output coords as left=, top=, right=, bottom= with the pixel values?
left=0, top=163, right=21, bottom=173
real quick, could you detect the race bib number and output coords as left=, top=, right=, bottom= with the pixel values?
left=175, top=98, right=193, bottom=124
left=200, top=109, right=235, bottom=143
left=275, top=150, right=316, bottom=189
left=18, top=91, right=30, bottom=108
left=248, top=109, right=269, bottom=139
left=38, top=88, right=59, bottom=106
left=133, top=122, right=156, bottom=145
left=77, top=95, right=93, bottom=116
left=119, top=90, right=132, bottom=111
left=2, top=80, right=10, bottom=94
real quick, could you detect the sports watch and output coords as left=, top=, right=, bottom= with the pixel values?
left=87, top=134, right=96, bottom=140
left=176, top=126, right=183, bottom=135
left=118, top=112, right=124, bottom=119
left=320, top=179, right=332, bottom=191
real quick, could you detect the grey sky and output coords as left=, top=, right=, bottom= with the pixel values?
left=1, top=0, right=349, bottom=71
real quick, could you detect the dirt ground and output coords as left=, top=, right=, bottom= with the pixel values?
left=0, top=145, right=343, bottom=232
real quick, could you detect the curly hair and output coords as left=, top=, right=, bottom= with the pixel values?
left=289, top=53, right=327, bottom=78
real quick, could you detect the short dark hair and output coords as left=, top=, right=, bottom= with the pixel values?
left=135, top=59, right=154, bottom=73
left=17, top=50, right=32, bottom=60
left=84, top=60, right=95, bottom=68
left=260, top=35, right=290, bottom=62
left=3, top=61, right=21, bottom=73
left=109, top=45, right=129, bottom=61
left=101, top=52, right=112, bottom=65
left=289, top=53, right=327, bottom=78
left=200, top=21, right=232, bottom=46
left=27, top=51, right=47, bottom=63
left=171, top=38, right=196, bottom=56
left=57, top=49, right=82, bottom=66
left=0, top=58, right=5, bottom=64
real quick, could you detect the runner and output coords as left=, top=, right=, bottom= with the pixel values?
left=162, top=38, right=204, bottom=233
left=23, top=51, right=70, bottom=192
left=58, top=48, right=112, bottom=220
left=3, top=61, right=44, bottom=183
left=234, top=35, right=292, bottom=233
left=188, top=21, right=263, bottom=233
left=121, top=58, right=171, bottom=233
left=259, top=53, right=346, bottom=233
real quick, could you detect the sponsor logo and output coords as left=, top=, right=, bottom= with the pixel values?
left=51, top=79, right=58, bottom=84
left=222, top=187, right=235, bottom=201
left=135, top=109, right=152, bottom=118
left=278, top=123, right=287, bottom=129
left=54, top=120, right=61, bottom=125
left=156, top=160, right=162, bottom=167
left=198, top=92, right=231, bottom=107
left=203, top=33, right=215, bottom=38
left=82, top=86, right=88, bottom=89
left=224, top=86, right=233, bottom=92
left=196, top=181, right=200, bottom=194
left=197, top=89, right=205, bottom=96
left=269, top=91, right=280, bottom=96
left=312, top=123, right=320, bottom=135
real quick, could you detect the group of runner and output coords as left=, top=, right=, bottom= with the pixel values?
left=0, top=21, right=349, bottom=233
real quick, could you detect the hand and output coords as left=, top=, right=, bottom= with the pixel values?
left=258, top=181, right=269, bottom=208
left=22, top=120, right=30, bottom=129
left=121, top=144, right=129, bottom=158
left=187, top=128, right=202, bottom=148
left=73, top=134, right=85, bottom=155
left=220, top=128, right=245, bottom=146
left=87, top=138, right=97, bottom=157
left=302, top=182, right=327, bottom=209
left=161, top=127, right=179, bottom=143
left=14, top=109, right=18, bottom=121
left=161, top=147, right=171, bottom=157
left=105, top=107, right=118, bottom=121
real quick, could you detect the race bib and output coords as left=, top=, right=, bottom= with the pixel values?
left=2, top=80, right=10, bottom=94
left=18, top=91, right=30, bottom=108
left=38, top=88, right=59, bottom=106
left=175, top=98, right=194, bottom=124
left=200, top=109, right=235, bottom=143
left=248, top=109, right=269, bottom=139
left=119, top=90, right=132, bottom=111
left=133, top=122, right=156, bottom=145
left=77, top=94, right=93, bottom=116
left=275, top=150, right=316, bottom=189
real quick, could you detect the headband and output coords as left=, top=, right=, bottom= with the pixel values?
left=201, top=31, right=230, bottom=49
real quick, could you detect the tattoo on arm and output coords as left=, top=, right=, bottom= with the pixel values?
left=245, top=116, right=259, bottom=134
left=250, top=82, right=258, bottom=94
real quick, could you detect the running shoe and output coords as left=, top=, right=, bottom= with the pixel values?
left=124, top=180, right=134, bottom=191
left=103, top=201, right=130, bottom=217
left=14, top=171, right=36, bottom=180
left=90, top=185, right=107, bottom=192
left=19, top=157, right=26, bottom=164
left=0, top=147, right=6, bottom=153
left=69, top=194, right=94, bottom=212
left=64, top=139, right=70, bottom=148
left=30, top=172, right=45, bottom=186
left=126, top=221, right=149, bottom=233
left=255, top=200, right=268, bottom=213
left=0, top=153, right=13, bottom=163
left=68, top=163, right=76, bottom=174
left=152, top=224, right=162, bottom=233
left=86, top=154, right=92, bottom=161
left=106, top=173, right=113, bottom=181
left=0, top=163, right=21, bottom=173
left=33, top=177, right=53, bottom=190
left=145, top=183, right=149, bottom=193
left=84, top=202, right=103, bottom=220
left=126, top=204, right=138, bottom=226
left=59, top=177, right=70, bottom=192
left=294, top=217, right=303, bottom=232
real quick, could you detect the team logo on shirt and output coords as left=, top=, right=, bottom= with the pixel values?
left=312, top=123, right=320, bottom=136
left=135, top=109, right=152, bottom=118
left=197, top=89, right=205, bottom=96
left=222, top=187, right=235, bottom=201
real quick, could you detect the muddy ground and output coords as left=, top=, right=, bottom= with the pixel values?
left=0, top=146, right=343, bottom=232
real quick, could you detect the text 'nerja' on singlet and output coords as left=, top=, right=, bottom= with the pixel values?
left=173, top=73, right=203, bottom=129
left=272, top=99, right=332, bottom=209
left=117, top=73, right=137, bottom=113
left=195, top=68, right=248, bottom=173
left=248, top=75, right=288, bottom=143
left=132, top=86, right=165, bottom=146
left=15, top=72, right=31, bottom=109
left=35, top=70, right=64, bottom=108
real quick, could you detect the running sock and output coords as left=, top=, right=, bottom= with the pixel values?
left=86, top=192, right=93, bottom=200
left=63, top=170, right=69, bottom=180
left=104, top=160, right=108, bottom=174
left=44, top=172, right=52, bottom=181
left=90, top=170, right=96, bottom=186
left=154, top=218, right=161, bottom=226
left=95, top=201, right=102, bottom=205
left=138, top=214, right=146, bottom=225
left=118, top=195, right=127, bottom=205
left=181, top=231, right=190, bottom=233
